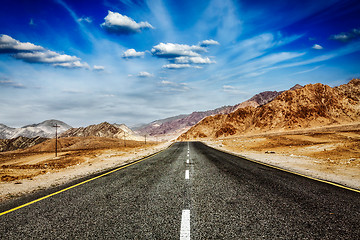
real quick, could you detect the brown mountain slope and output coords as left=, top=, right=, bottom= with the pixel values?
left=136, top=84, right=302, bottom=137
left=60, top=122, right=121, bottom=138
left=179, top=79, right=360, bottom=140
left=0, top=136, right=48, bottom=152
left=135, top=106, right=234, bottom=136
left=60, top=122, right=143, bottom=141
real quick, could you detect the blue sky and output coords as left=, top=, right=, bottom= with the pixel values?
left=0, top=0, right=359, bottom=127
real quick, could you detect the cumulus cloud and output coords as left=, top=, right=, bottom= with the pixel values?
left=199, top=39, right=220, bottom=47
left=101, top=11, right=154, bottom=34
left=330, top=28, right=360, bottom=42
left=0, top=34, right=44, bottom=53
left=173, top=56, right=215, bottom=64
left=137, top=71, right=154, bottom=77
left=152, top=42, right=217, bottom=70
left=0, top=35, right=89, bottom=69
left=14, top=50, right=79, bottom=63
left=151, top=43, right=206, bottom=58
left=312, top=44, right=323, bottom=50
left=53, top=61, right=90, bottom=69
left=122, top=48, right=145, bottom=58
left=93, top=65, right=105, bottom=71
left=78, top=16, right=92, bottom=23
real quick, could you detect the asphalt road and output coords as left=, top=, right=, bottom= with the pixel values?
left=1, top=142, right=359, bottom=239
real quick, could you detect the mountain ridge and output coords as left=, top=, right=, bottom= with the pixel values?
left=0, top=119, right=71, bottom=139
left=179, top=79, right=360, bottom=140
left=61, top=122, right=143, bottom=141
left=135, top=84, right=303, bottom=137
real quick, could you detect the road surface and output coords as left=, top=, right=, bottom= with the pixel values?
left=1, top=142, right=359, bottom=239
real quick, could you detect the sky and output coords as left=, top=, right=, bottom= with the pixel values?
left=0, top=0, right=359, bottom=128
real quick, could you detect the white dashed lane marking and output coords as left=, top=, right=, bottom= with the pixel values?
left=180, top=209, right=190, bottom=240
left=185, top=170, right=189, bottom=179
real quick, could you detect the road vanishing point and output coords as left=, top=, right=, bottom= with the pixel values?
left=1, top=142, right=359, bottom=239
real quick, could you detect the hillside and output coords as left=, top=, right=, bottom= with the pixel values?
left=0, top=120, right=71, bottom=139
left=179, top=79, right=360, bottom=140
left=136, top=85, right=302, bottom=137
left=0, top=136, right=48, bottom=152
left=61, top=122, right=143, bottom=141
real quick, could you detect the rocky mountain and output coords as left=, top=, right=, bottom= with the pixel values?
left=60, top=122, right=143, bottom=141
left=136, top=84, right=303, bottom=137
left=0, top=120, right=71, bottom=139
left=0, top=136, right=48, bottom=152
left=231, top=84, right=303, bottom=111
left=179, top=79, right=360, bottom=140
left=135, top=106, right=235, bottom=137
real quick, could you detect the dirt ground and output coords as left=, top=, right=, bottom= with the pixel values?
left=1, top=123, right=359, bottom=202
left=205, top=123, right=360, bottom=190
left=0, top=137, right=171, bottom=202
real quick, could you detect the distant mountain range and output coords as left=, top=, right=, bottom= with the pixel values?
left=179, top=79, right=360, bottom=140
left=60, top=122, right=144, bottom=141
left=0, top=120, right=71, bottom=139
left=135, top=84, right=303, bottom=137
left=0, top=121, right=143, bottom=152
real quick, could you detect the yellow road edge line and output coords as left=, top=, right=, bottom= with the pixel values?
left=0, top=143, right=173, bottom=217
left=205, top=143, right=360, bottom=194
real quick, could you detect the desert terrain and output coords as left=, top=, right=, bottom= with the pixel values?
left=0, top=136, right=171, bottom=201
left=204, top=122, right=360, bottom=189
left=177, top=80, right=360, bottom=190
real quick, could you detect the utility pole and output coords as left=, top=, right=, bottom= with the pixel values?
left=144, top=134, right=147, bottom=145
left=53, top=124, right=59, bottom=157
left=123, top=131, right=126, bottom=147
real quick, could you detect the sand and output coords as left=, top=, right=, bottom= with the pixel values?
left=0, top=141, right=172, bottom=202
left=204, top=123, right=360, bottom=190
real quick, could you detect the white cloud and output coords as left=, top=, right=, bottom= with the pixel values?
left=159, top=80, right=189, bottom=92
left=53, top=61, right=90, bottom=69
left=174, top=56, right=215, bottom=64
left=222, top=85, right=244, bottom=94
left=122, top=48, right=145, bottom=58
left=14, top=50, right=79, bottom=63
left=93, top=65, right=105, bottom=71
left=312, top=44, right=323, bottom=50
left=0, top=79, right=25, bottom=89
left=78, top=16, right=92, bottom=23
left=330, top=28, right=360, bottom=42
left=0, top=35, right=88, bottom=69
left=162, top=64, right=192, bottom=69
left=160, top=80, right=172, bottom=85
left=199, top=39, right=220, bottom=47
left=137, top=71, right=154, bottom=77
left=151, top=43, right=206, bottom=58
left=101, top=10, right=154, bottom=34
left=290, top=65, right=322, bottom=76
left=0, top=34, right=44, bottom=53
left=222, top=85, right=236, bottom=90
